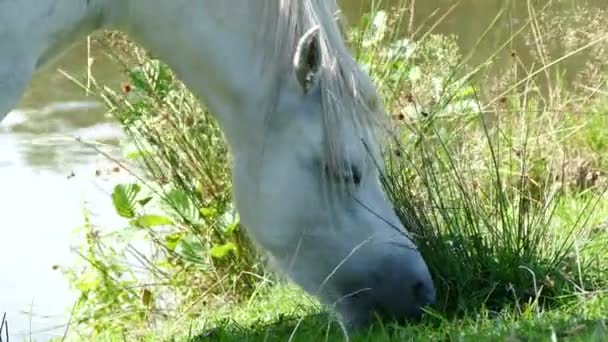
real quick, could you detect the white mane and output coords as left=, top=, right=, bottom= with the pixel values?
left=261, top=0, right=386, bottom=190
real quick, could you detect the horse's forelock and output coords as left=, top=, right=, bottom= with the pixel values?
left=260, top=0, right=385, bottom=192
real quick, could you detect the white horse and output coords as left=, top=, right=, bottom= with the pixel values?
left=0, top=0, right=435, bottom=329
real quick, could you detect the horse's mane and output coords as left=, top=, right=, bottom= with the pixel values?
left=260, top=0, right=385, bottom=188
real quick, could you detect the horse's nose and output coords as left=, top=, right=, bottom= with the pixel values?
left=413, top=280, right=436, bottom=306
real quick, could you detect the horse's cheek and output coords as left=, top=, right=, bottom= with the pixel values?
left=232, top=157, right=313, bottom=246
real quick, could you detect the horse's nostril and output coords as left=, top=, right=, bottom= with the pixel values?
left=413, top=281, right=436, bottom=305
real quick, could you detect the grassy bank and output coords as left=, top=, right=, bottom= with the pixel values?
left=142, top=286, right=608, bottom=341
left=58, top=2, right=608, bottom=341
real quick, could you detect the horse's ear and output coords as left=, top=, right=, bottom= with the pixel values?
left=293, top=26, right=321, bottom=94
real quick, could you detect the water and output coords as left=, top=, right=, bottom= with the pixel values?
left=0, top=44, right=130, bottom=341
left=0, top=1, right=603, bottom=340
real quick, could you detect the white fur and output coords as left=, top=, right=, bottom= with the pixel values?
left=0, top=0, right=435, bottom=329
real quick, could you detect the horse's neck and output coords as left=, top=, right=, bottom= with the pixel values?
left=0, top=0, right=102, bottom=118
left=0, top=0, right=281, bottom=151
left=121, top=1, right=277, bottom=151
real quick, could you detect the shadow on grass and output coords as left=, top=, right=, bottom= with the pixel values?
left=187, top=311, right=419, bottom=342
left=189, top=312, right=341, bottom=342
left=187, top=307, right=608, bottom=341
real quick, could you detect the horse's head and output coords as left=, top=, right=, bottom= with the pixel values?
left=232, top=26, right=435, bottom=328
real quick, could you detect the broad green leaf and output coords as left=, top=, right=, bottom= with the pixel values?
left=210, top=242, right=237, bottom=259
left=111, top=183, right=142, bottom=219
left=163, top=188, right=201, bottom=224
left=164, top=233, right=182, bottom=251
left=131, top=215, right=173, bottom=228
left=225, top=222, right=240, bottom=234
left=200, top=207, right=218, bottom=218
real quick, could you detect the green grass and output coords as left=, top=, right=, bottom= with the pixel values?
left=190, top=293, right=608, bottom=341
left=81, top=285, right=608, bottom=341
left=55, top=1, right=608, bottom=341
left=58, top=281, right=608, bottom=341
left=170, top=193, right=608, bottom=341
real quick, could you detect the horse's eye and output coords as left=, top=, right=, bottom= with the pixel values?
left=323, top=163, right=362, bottom=186
left=350, top=165, right=362, bottom=185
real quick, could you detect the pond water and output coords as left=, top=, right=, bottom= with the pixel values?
left=0, top=45, right=131, bottom=340
left=0, top=1, right=603, bottom=340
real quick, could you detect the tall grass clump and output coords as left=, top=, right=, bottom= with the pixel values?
left=352, top=2, right=608, bottom=317
left=61, top=1, right=608, bottom=339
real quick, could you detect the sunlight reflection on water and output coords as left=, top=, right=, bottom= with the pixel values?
left=0, top=116, right=129, bottom=341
